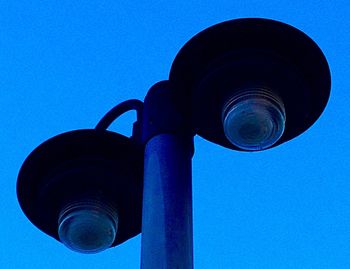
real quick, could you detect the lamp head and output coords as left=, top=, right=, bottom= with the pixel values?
left=170, top=18, right=331, bottom=151
left=17, top=129, right=143, bottom=253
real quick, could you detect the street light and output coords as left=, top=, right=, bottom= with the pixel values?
left=17, top=101, right=144, bottom=254
left=169, top=18, right=330, bottom=151
left=17, top=18, right=330, bottom=268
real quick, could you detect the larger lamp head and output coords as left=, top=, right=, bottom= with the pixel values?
left=17, top=129, right=143, bottom=253
left=169, top=18, right=331, bottom=151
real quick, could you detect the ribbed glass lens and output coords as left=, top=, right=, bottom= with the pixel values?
left=58, top=200, right=118, bottom=254
left=223, top=89, right=286, bottom=151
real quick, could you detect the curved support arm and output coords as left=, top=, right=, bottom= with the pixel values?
left=95, top=99, right=143, bottom=142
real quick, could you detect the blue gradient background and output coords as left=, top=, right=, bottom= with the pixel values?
left=1, top=1, right=350, bottom=268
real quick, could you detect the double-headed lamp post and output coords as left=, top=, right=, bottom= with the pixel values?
left=17, top=18, right=330, bottom=268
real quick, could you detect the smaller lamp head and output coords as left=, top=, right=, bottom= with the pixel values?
left=17, top=129, right=143, bottom=253
left=58, top=199, right=119, bottom=254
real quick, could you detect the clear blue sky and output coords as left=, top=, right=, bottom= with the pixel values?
left=1, top=0, right=350, bottom=268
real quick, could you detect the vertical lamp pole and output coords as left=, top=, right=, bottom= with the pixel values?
left=141, top=81, right=194, bottom=268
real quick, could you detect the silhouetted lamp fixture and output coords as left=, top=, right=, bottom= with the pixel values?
left=17, top=18, right=330, bottom=260
left=169, top=18, right=330, bottom=151
left=17, top=101, right=144, bottom=254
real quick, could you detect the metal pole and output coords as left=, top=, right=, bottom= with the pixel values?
left=141, top=81, right=194, bottom=269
